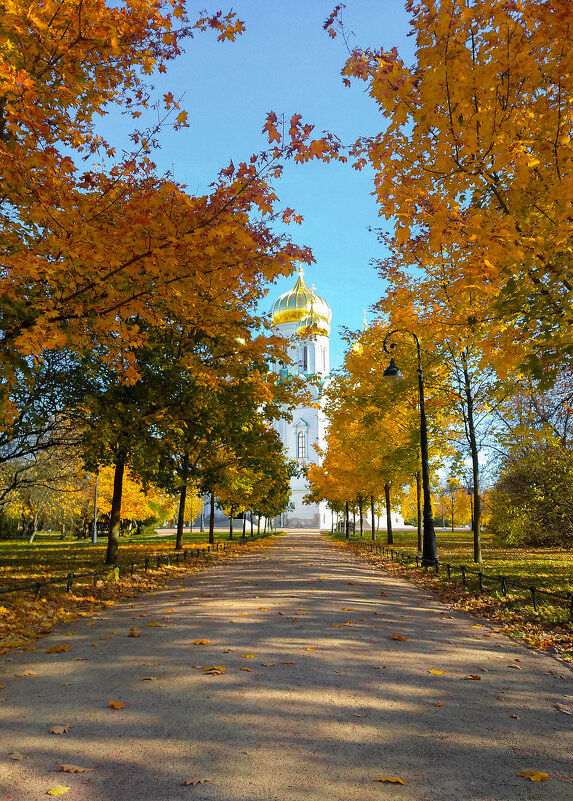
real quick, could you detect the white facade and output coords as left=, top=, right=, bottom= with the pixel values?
left=270, top=272, right=331, bottom=529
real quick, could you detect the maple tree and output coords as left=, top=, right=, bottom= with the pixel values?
left=338, top=0, right=573, bottom=375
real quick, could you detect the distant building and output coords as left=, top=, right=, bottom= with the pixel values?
left=270, top=269, right=331, bottom=529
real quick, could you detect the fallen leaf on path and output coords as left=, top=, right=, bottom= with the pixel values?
left=239, top=612, right=248, bottom=616
left=180, top=778, right=212, bottom=786
left=91, top=643, right=99, bottom=647
left=260, top=663, right=275, bottom=667
left=60, top=765, right=93, bottom=773
left=391, top=633, right=408, bottom=642
left=464, top=675, right=481, bottom=681
left=554, top=704, right=571, bottom=715
left=50, top=725, right=71, bottom=734
left=510, top=713, right=519, bottom=719
left=146, top=622, right=163, bottom=627
left=305, top=648, right=316, bottom=651
left=139, top=614, right=147, bottom=617
left=258, top=607, right=269, bottom=611
left=142, top=676, right=158, bottom=681
left=342, top=607, right=355, bottom=611
left=330, top=623, right=344, bottom=628
left=23, top=646, right=38, bottom=651
left=47, top=645, right=70, bottom=654
left=518, top=770, right=549, bottom=782
left=86, top=621, right=97, bottom=626
left=241, top=654, right=256, bottom=658
left=281, top=661, right=295, bottom=664
left=108, top=701, right=125, bottom=709
left=201, top=666, right=226, bottom=674
left=192, top=639, right=210, bottom=645
left=129, top=628, right=141, bottom=637
left=9, top=752, right=24, bottom=760
left=46, top=786, right=70, bottom=795
left=240, top=668, right=252, bottom=672
left=374, top=777, right=407, bottom=784
left=429, top=670, right=446, bottom=675
left=165, top=609, right=176, bottom=613
left=470, top=625, right=483, bottom=629
left=508, top=664, right=522, bottom=670
left=434, top=702, right=443, bottom=707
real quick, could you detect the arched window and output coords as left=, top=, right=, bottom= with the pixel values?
left=297, top=430, right=307, bottom=459
left=302, top=346, right=308, bottom=372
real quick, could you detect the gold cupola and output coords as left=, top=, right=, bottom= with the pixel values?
left=270, top=268, right=331, bottom=334
left=298, top=298, right=330, bottom=337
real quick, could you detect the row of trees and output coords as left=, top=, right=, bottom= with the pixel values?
left=307, top=0, right=573, bottom=557
left=0, top=1, right=340, bottom=561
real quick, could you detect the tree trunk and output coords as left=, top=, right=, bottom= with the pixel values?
left=345, top=501, right=350, bottom=538
left=208, top=490, right=215, bottom=544
left=451, top=497, right=455, bottom=533
left=462, top=357, right=482, bottom=563
left=352, top=507, right=356, bottom=536
left=416, top=470, right=422, bottom=552
left=250, top=510, right=254, bottom=536
left=242, top=513, right=246, bottom=538
left=106, top=458, right=125, bottom=564
left=175, top=481, right=187, bottom=551
left=370, top=495, right=376, bottom=541
left=229, top=505, right=234, bottom=540
left=359, top=498, right=364, bottom=537
left=257, top=513, right=261, bottom=536
left=384, top=482, right=393, bottom=545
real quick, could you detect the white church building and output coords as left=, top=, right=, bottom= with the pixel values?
left=269, top=269, right=332, bottom=529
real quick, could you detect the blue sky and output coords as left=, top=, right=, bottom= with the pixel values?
left=128, top=1, right=414, bottom=368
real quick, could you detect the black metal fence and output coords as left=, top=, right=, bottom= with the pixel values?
left=349, top=539, right=573, bottom=618
left=0, top=532, right=269, bottom=601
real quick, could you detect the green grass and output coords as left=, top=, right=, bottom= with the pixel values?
left=332, top=528, right=573, bottom=596
left=0, top=528, right=272, bottom=587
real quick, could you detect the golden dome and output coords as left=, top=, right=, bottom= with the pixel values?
left=271, top=269, right=331, bottom=333
left=298, top=299, right=330, bottom=337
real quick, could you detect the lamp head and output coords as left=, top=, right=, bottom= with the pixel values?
left=383, top=357, right=403, bottom=386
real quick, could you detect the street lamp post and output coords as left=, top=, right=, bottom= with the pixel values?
left=382, top=329, right=438, bottom=567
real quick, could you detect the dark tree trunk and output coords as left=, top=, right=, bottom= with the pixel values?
left=416, top=470, right=423, bottom=552
left=359, top=497, right=364, bottom=537
left=345, top=501, right=350, bottom=538
left=229, top=505, right=234, bottom=540
left=175, top=481, right=187, bottom=551
left=384, top=482, right=393, bottom=545
left=257, top=513, right=260, bottom=536
left=462, top=356, right=482, bottom=563
left=106, top=458, right=125, bottom=564
left=370, top=495, right=376, bottom=541
left=208, top=490, right=215, bottom=544
left=242, top=512, right=246, bottom=538
left=250, top=510, right=254, bottom=536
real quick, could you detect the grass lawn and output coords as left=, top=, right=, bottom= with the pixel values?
left=0, top=528, right=263, bottom=588
left=330, top=528, right=573, bottom=659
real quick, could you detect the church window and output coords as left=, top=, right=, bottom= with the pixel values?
left=302, top=346, right=308, bottom=372
left=297, top=430, right=307, bottom=459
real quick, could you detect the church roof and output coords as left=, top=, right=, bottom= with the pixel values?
left=270, top=269, right=331, bottom=334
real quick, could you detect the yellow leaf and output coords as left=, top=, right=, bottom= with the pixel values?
left=374, top=777, right=407, bottom=784
left=305, top=647, right=316, bottom=651
left=46, top=786, right=70, bottom=795
left=434, top=702, right=443, bottom=707
left=240, top=667, right=252, bottom=672
left=518, top=770, right=549, bottom=782
left=50, top=725, right=71, bottom=734
left=146, top=622, right=162, bottom=627
left=391, top=633, right=408, bottom=641
left=192, top=639, right=210, bottom=645
left=108, top=701, right=125, bottom=709
left=47, top=645, right=70, bottom=653
left=91, top=643, right=99, bottom=647
left=429, top=669, right=446, bottom=675
left=142, top=676, right=157, bottom=681
left=241, top=654, right=256, bottom=658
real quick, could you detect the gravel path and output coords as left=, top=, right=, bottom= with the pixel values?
left=1, top=531, right=572, bottom=801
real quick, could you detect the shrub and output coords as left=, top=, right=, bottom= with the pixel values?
left=489, top=447, right=573, bottom=547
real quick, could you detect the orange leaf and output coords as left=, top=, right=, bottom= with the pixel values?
left=518, top=770, right=549, bottom=782
left=391, top=633, right=408, bottom=642
left=108, top=701, right=125, bottom=710
left=464, top=675, right=481, bottom=680
left=374, top=776, right=407, bottom=784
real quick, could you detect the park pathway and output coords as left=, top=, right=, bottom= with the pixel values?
left=1, top=532, right=572, bottom=801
